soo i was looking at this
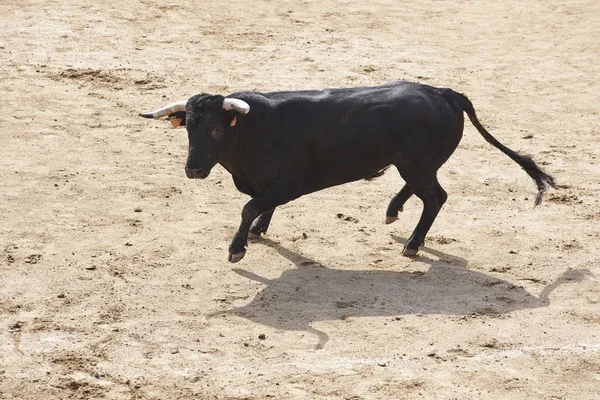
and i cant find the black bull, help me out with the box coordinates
[140,81,556,263]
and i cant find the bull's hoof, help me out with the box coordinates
[402,247,419,257]
[385,207,403,224]
[385,216,398,225]
[248,232,260,241]
[228,251,246,263]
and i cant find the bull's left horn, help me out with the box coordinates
[139,100,188,119]
[223,98,250,114]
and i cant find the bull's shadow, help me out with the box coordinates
[222,238,591,349]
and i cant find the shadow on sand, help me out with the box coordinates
[216,237,592,349]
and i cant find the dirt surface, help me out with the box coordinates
[1,1,599,399]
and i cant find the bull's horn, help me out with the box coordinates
[139,100,188,119]
[223,98,250,114]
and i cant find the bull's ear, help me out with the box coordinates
[223,98,250,114]
[226,111,238,127]
[167,111,186,128]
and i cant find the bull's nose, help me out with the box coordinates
[185,168,208,179]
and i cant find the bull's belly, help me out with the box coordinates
[301,155,395,195]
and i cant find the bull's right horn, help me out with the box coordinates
[139,100,188,119]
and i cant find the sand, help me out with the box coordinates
[1,1,599,399]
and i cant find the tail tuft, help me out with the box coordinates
[517,152,557,206]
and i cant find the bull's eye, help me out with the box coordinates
[211,127,223,139]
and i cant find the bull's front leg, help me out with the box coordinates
[249,208,276,237]
[229,200,283,263]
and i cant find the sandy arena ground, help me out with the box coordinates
[1,1,599,399]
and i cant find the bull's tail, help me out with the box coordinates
[444,89,557,206]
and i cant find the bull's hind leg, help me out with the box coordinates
[400,174,448,256]
[385,184,413,224]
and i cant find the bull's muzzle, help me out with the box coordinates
[185,167,208,179]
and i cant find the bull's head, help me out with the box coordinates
[140,95,250,179]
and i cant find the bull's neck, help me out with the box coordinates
[220,120,254,180]
[220,95,271,182]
